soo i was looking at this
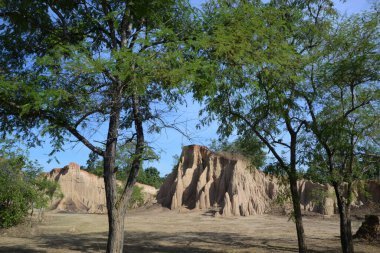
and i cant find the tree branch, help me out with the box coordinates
[225,97,288,170]
[101,0,118,49]
[74,109,105,129]
[48,3,68,37]
[343,99,372,119]
[1,100,105,157]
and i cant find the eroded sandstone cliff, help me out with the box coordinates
[157,145,277,216]
[157,145,344,216]
[46,163,107,213]
[46,163,158,213]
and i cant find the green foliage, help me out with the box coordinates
[82,152,103,178]
[191,0,335,177]
[273,176,292,216]
[274,186,292,208]
[85,152,102,176]
[0,0,200,161]
[0,141,59,228]
[309,188,329,211]
[0,159,31,228]
[209,135,266,169]
[263,163,287,177]
[0,0,202,250]
[303,146,330,184]
[34,176,63,207]
[114,143,160,182]
[84,146,163,188]
[137,167,163,189]
[304,8,380,187]
[128,186,145,209]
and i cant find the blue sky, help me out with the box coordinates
[28,0,374,176]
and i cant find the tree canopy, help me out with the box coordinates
[209,135,267,169]
[0,1,378,253]
[0,1,200,252]
[190,1,379,253]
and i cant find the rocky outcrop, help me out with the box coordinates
[157,145,344,216]
[357,180,380,204]
[46,163,107,213]
[157,145,277,216]
[298,180,336,215]
[46,163,158,213]
[135,182,158,206]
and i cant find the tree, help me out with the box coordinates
[303,8,379,253]
[0,157,33,228]
[0,140,59,227]
[84,148,163,188]
[84,151,102,176]
[138,166,163,189]
[83,142,159,181]
[192,1,336,252]
[209,135,266,169]
[0,1,198,252]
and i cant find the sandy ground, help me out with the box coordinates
[0,206,379,253]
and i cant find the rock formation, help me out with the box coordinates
[157,145,277,216]
[135,182,158,206]
[358,180,380,204]
[157,145,350,216]
[46,163,158,213]
[298,180,336,215]
[46,163,107,213]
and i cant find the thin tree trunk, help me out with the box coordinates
[289,174,308,253]
[289,128,307,253]
[334,184,354,253]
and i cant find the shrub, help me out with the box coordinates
[0,152,59,228]
[137,167,164,189]
[0,158,33,228]
[128,186,145,209]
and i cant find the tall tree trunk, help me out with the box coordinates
[289,129,307,253]
[103,85,125,253]
[104,92,145,253]
[334,184,354,253]
[289,173,307,253]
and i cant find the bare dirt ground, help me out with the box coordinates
[1,206,379,253]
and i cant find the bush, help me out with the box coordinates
[0,151,60,228]
[137,167,164,189]
[0,167,30,227]
[0,157,34,228]
[128,186,145,209]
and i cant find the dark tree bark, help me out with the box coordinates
[289,174,307,253]
[106,207,126,253]
[103,84,125,253]
[334,183,354,253]
[99,82,146,253]
[287,112,308,253]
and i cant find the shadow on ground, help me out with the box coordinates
[0,248,45,253]
[0,230,373,253]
